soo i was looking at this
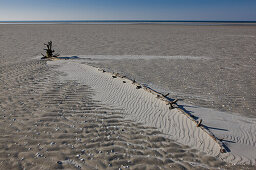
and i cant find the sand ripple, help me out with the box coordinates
[0,60,232,170]
[51,60,256,166]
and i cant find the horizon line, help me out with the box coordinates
[1,20,256,23]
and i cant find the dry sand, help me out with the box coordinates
[49,58,256,165]
[0,24,256,169]
[0,59,228,169]
[1,24,255,117]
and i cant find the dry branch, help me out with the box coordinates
[41,41,60,59]
[197,119,202,127]
[136,85,142,89]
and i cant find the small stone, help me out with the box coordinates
[75,165,81,168]
[35,152,43,157]
[81,149,85,154]
[50,142,56,145]
[57,161,62,165]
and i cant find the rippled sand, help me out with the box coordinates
[0,24,255,169]
[1,24,255,117]
[0,60,228,169]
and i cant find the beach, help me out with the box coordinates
[0,24,256,169]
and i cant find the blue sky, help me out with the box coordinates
[0,0,255,21]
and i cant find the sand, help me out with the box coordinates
[0,59,228,169]
[48,58,256,164]
[0,24,256,169]
[1,24,256,116]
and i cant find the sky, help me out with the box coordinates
[0,0,256,21]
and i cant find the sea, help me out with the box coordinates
[0,20,256,26]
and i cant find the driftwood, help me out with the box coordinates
[166,99,179,109]
[163,93,169,97]
[169,104,174,110]
[136,85,142,89]
[197,119,202,127]
[41,41,60,59]
[100,69,227,153]
[142,85,227,153]
[175,106,227,153]
[171,99,178,104]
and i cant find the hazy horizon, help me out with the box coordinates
[1,20,256,22]
[0,0,256,21]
